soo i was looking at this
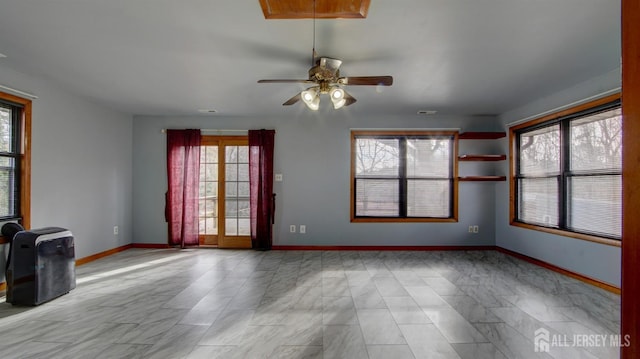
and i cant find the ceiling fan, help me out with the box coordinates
[257,0,393,110]
[258,57,393,110]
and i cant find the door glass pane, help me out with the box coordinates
[205,181,217,197]
[238,219,251,236]
[225,145,250,236]
[225,200,238,236]
[226,146,238,162]
[226,182,237,197]
[198,145,218,235]
[204,146,217,161]
[238,146,249,162]
[205,198,216,218]
[205,164,217,181]
[205,217,216,234]
[198,199,207,218]
[226,163,238,181]
[237,200,250,235]
[238,182,250,197]
[238,163,249,181]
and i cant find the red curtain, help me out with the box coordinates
[249,129,275,250]
[166,129,201,248]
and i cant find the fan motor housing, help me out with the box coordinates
[309,65,339,83]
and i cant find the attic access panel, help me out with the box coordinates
[259,0,370,19]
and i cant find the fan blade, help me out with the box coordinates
[283,93,302,106]
[339,76,393,86]
[258,79,314,84]
[343,91,357,106]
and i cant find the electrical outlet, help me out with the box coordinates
[468,225,473,233]
[473,225,479,233]
[300,225,306,234]
[275,174,283,182]
[289,225,296,233]
[113,226,119,235]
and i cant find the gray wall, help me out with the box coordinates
[1,60,620,288]
[133,111,502,247]
[496,68,621,286]
[0,62,134,278]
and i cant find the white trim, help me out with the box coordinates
[0,84,38,99]
[506,88,620,127]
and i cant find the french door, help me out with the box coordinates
[199,136,251,248]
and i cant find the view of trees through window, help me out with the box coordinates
[569,108,622,237]
[0,104,18,218]
[355,138,400,216]
[518,124,560,226]
[199,145,219,236]
[198,138,250,245]
[223,145,250,236]
[515,104,622,239]
[353,132,454,220]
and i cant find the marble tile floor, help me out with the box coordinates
[0,248,621,358]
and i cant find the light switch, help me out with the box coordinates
[275,173,283,182]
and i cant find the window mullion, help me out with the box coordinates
[559,120,571,230]
[399,138,407,217]
[14,106,21,218]
[514,133,521,221]
[449,136,454,218]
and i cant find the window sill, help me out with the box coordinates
[352,217,458,223]
[510,221,621,247]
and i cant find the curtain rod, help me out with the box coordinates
[0,84,38,99]
[505,87,621,127]
[161,129,249,134]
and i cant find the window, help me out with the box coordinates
[511,95,621,243]
[351,130,458,222]
[0,91,30,233]
[198,136,250,247]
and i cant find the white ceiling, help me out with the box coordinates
[0,0,620,117]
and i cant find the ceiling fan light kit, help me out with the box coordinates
[301,88,320,110]
[299,83,348,111]
[330,87,346,109]
[257,0,393,111]
[258,56,392,111]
